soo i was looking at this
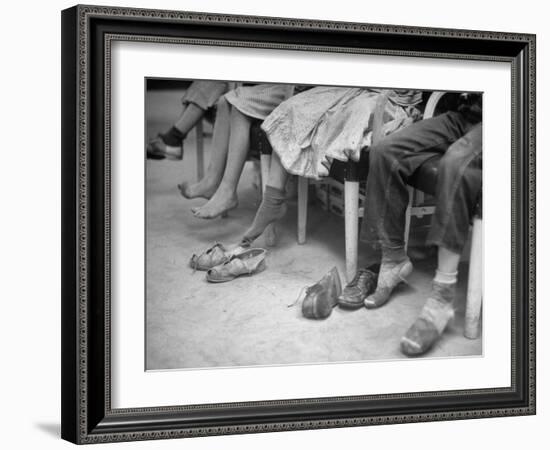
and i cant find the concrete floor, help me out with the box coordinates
[145,88,482,371]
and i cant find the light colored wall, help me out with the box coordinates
[1,0,545,448]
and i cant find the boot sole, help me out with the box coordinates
[337,299,365,310]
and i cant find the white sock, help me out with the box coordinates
[434,269,458,285]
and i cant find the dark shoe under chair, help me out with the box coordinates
[338,266,379,309]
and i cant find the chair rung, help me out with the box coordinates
[410,206,435,217]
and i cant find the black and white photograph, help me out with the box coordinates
[2,0,546,446]
[145,79,483,370]
[53,1,538,446]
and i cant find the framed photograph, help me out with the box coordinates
[61,4,536,444]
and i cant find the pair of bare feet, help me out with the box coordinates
[177,178,238,219]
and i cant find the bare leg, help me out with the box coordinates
[193,107,252,218]
[437,246,460,274]
[238,153,290,246]
[174,103,205,135]
[263,152,289,191]
[178,98,231,199]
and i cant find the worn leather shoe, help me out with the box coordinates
[338,267,378,309]
[146,135,183,160]
[206,248,266,283]
[400,282,456,357]
[190,243,231,271]
[302,267,342,319]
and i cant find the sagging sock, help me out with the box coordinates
[364,246,412,309]
[159,126,186,147]
[381,245,408,264]
[434,269,458,285]
[400,281,456,356]
[241,185,287,247]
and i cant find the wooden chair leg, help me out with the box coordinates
[297,177,308,245]
[195,120,204,182]
[404,187,414,251]
[252,159,263,201]
[260,154,277,247]
[345,180,359,282]
[322,183,329,211]
[465,217,483,339]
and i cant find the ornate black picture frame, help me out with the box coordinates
[61,4,536,444]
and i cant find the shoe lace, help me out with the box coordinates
[348,268,371,288]
[288,285,309,308]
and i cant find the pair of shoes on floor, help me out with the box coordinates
[354,259,455,357]
[146,135,183,160]
[190,243,266,283]
[299,263,457,357]
[301,266,379,319]
[338,266,379,310]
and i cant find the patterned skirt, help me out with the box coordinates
[261,87,422,179]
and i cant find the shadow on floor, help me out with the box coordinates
[35,423,60,438]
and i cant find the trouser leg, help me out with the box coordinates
[427,123,482,253]
[360,112,470,249]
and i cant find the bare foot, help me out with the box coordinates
[193,190,238,219]
[177,178,218,200]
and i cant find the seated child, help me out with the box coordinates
[360,94,482,356]
[178,83,295,219]
[239,87,423,247]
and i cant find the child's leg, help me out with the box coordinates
[263,152,289,191]
[152,103,205,155]
[362,113,471,309]
[240,153,289,247]
[179,97,231,199]
[172,80,228,136]
[193,107,252,218]
[174,102,205,135]
[437,247,461,273]
[364,245,413,308]
[400,246,459,356]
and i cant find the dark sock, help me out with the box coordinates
[159,126,186,146]
[241,185,287,247]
